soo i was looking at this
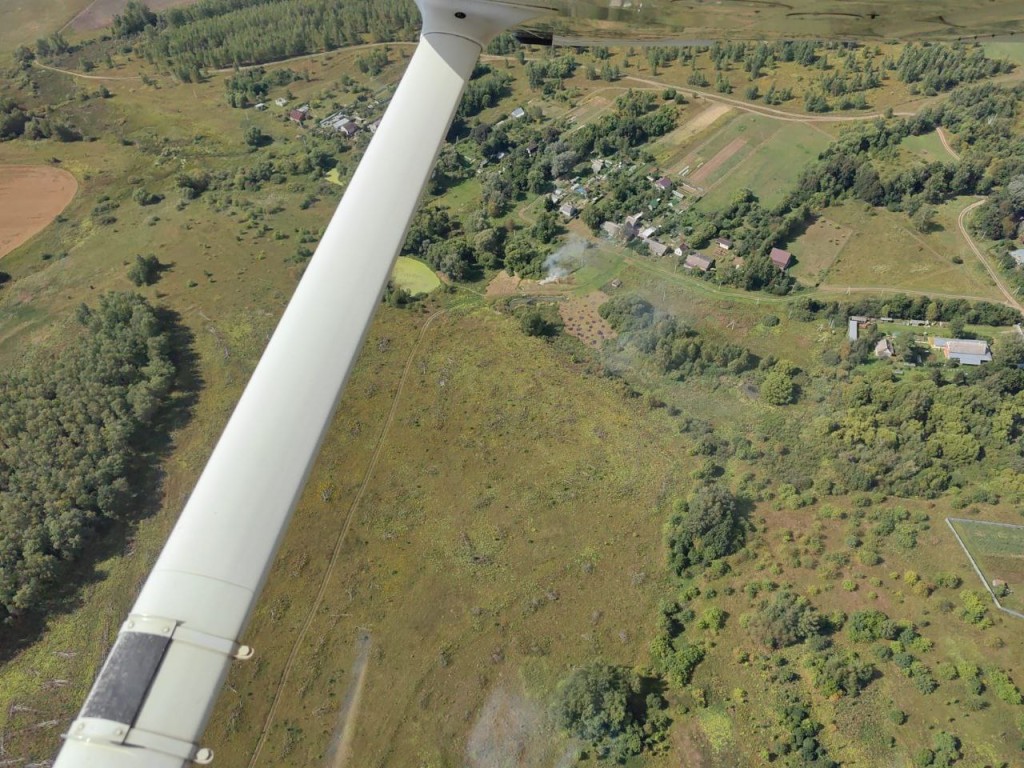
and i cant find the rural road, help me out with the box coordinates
[246,308,447,768]
[624,73,915,123]
[956,199,1022,312]
[32,60,140,81]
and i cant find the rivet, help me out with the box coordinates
[454,11,466,19]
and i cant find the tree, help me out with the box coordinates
[127,254,162,286]
[912,204,937,233]
[761,365,796,405]
[244,125,265,148]
[555,662,668,761]
[666,483,742,574]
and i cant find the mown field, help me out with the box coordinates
[805,199,1006,301]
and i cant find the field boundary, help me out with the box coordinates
[946,517,1024,621]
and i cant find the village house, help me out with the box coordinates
[559,202,578,220]
[639,225,658,241]
[1009,247,1024,267]
[289,109,307,124]
[625,212,644,228]
[591,158,605,174]
[716,237,733,251]
[931,337,992,365]
[254,102,267,111]
[684,253,715,272]
[647,240,670,257]
[368,118,383,133]
[509,106,526,120]
[770,247,794,271]
[654,176,672,192]
[875,338,895,359]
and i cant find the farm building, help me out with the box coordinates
[1009,247,1024,266]
[254,102,267,111]
[684,253,715,272]
[931,337,992,365]
[875,338,895,359]
[647,240,670,257]
[274,97,288,107]
[509,106,526,119]
[770,247,793,270]
[716,238,733,251]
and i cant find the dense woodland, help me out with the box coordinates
[134,0,418,77]
[0,294,180,620]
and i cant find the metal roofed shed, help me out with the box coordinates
[931,337,993,365]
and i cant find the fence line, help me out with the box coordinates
[946,517,1024,622]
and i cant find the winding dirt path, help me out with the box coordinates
[937,126,960,161]
[32,60,140,81]
[956,199,1023,312]
[246,309,446,768]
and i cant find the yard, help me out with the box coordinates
[950,519,1024,615]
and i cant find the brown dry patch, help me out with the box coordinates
[0,166,77,259]
[664,103,734,175]
[485,270,523,297]
[559,291,616,349]
[690,137,747,186]
[68,0,200,32]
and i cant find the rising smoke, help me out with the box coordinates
[538,237,590,284]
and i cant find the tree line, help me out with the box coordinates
[0,293,183,620]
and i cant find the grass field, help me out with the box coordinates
[951,519,1024,614]
[901,131,950,165]
[814,200,1006,302]
[788,215,853,286]
[0,0,90,52]
[696,117,831,209]
[392,256,440,295]
[4,29,1024,768]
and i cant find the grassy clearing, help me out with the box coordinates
[815,200,1006,301]
[983,42,1024,66]
[391,256,440,295]
[788,215,853,286]
[901,131,950,164]
[951,519,1024,614]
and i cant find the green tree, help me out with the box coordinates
[761,366,796,405]
[666,483,742,574]
[555,662,668,761]
[244,125,265,148]
[127,254,162,286]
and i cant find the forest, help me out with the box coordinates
[133,0,419,76]
[0,293,181,620]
